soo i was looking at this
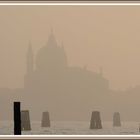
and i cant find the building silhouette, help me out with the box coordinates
[23,30,109,120]
[1,30,140,121]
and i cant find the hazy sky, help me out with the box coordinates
[0,5,140,90]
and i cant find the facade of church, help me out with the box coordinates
[23,31,110,120]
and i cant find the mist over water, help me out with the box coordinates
[0,6,140,131]
[0,121,140,135]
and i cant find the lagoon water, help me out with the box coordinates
[0,121,140,135]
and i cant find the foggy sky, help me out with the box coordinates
[0,6,140,90]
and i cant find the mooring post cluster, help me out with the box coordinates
[13,101,125,135]
[13,102,51,135]
[89,111,122,129]
[90,111,102,129]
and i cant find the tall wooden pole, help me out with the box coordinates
[14,102,21,135]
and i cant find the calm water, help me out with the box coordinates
[0,121,140,135]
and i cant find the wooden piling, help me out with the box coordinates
[113,112,121,127]
[90,111,102,129]
[21,110,31,131]
[41,111,50,127]
[14,102,21,135]
[138,123,140,133]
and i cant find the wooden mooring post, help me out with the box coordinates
[113,112,121,127]
[21,110,31,131]
[90,111,102,129]
[14,102,21,135]
[41,111,50,127]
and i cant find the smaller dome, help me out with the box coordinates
[46,29,57,48]
[36,32,67,72]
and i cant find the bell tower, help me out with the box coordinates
[27,41,33,74]
[24,41,34,90]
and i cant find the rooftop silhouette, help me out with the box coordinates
[22,30,109,120]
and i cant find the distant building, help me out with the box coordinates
[23,30,109,120]
[24,30,109,96]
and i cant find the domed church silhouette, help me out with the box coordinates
[23,30,109,121]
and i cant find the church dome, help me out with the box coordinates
[36,31,67,72]
[46,29,57,48]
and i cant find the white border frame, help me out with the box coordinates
[0,1,140,139]
[1,135,140,139]
[0,2,140,5]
